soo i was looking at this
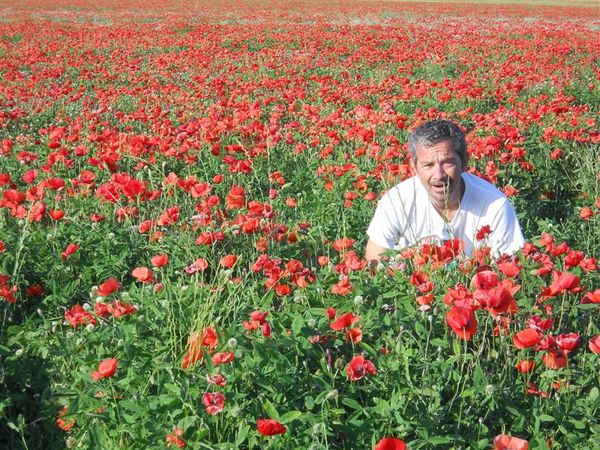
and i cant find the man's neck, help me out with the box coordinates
[431,178,465,222]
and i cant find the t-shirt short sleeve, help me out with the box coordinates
[488,200,525,257]
[367,193,402,250]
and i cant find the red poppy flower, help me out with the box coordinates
[28,201,46,222]
[514,360,535,373]
[475,225,492,241]
[256,418,286,436]
[97,278,120,297]
[346,355,376,381]
[543,349,567,369]
[331,276,353,295]
[274,283,291,296]
[330,312,359,331]
[579,207,594,220]
[26,284,43,297]
[470,270,499,290]
[332,237,354,252]
[181,327,218,369]
[528,316,553,333]
[446,306,477,340]
[166,427,186,448]
[151,254,169,267]
[65,304,96,328]
[326,307,337,320]
[92,358,118,380]
[493,433,528,450]
[588,335,600,354]
[375,437,407,450]
[132,266,155,283]
[542,271,580,297]
[56,406,75,432]
[497,260,521,277]
[61,243,79,261]
[219,255,238,268]
[513,329,542,350]
[581,289,600,304]
[202,392,225,415]
[109,300,137,319]
[212,352,234,365]
[556,333,579,353]
[206,373,227,386]
[49,209,65,220]
[346,327,363,343]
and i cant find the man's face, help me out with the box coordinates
[411,139,465,212]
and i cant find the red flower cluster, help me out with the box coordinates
[64,304,96,328]
[242,310,272,338]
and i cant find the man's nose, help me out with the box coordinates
[432,163,445,180]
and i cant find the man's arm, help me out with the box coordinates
[365,239,390,263]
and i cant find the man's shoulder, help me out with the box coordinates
[463,172,508,202]
[381,176,423,203]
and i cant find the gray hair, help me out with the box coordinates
[408,120,468,167]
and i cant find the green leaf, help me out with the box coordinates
[430,338,448,348]
[291,315,303,335]
[342,397,363,411]
[279,411,302,424]
[539,414,554,422]
[304,396,315,410]
[360,342,378,358]
[262,399,279,420]
[589,387,598,402]
[428,436,454,444]
[163,383,180,395]
[235,424,250,446]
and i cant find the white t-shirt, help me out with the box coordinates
[367,173,525,257]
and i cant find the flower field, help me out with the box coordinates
[0,1,598,449]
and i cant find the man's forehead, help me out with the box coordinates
[415,141,458,159]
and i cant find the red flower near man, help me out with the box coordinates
[346,355,376,381]
[541,270,581,297]
[256,418,286,436]
[445,306,477,340]
[331,276,353,295]
[92,358,118,380]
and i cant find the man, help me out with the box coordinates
[365,119,524,261]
